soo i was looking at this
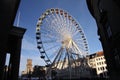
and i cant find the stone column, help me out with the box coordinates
[10,38,22,80]
[0,50,7,80]
[7,27,26,80]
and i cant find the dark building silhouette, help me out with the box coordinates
[32,65,46,80]
[0,0,26,80]
[21,65,46,80]
[86,0,120,80]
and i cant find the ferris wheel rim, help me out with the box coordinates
[36,8,89,66]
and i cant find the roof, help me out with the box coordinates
[88,51,104,59]
[96,51,104,56]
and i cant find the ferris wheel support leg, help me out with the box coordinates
[46,47,63,79]
[61,53,67,70]
[66,49,72,80]
[72,41,84,56]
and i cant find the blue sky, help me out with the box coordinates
[13,0,102,75]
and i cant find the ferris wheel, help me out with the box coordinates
[36,8,89,78]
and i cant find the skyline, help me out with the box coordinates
[12,0,103,75]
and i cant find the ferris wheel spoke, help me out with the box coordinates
[41,35,56,41]
[67,15,74,33]
[76,43,86,51]
[71,29,77,37]
[54,49,63,69]
[59,12,67,32]
[69,24,74,36]
[62,12,67,28]
[52,47,63,66]
[53,11,65,33]
[44,15,56,31]
[55,13,64,31]
[59,11,64,25]
[72,29,80,37]
[47,47,63,73]
[50,15,61,34]
[61,52,67,69]
[51,13,62,32]
[41,32,58,40]
[45,44,60,52]
[48,47,60,60]
[64,13,75,35]
[72,41,85,56]
[63,16,70,34]
[75,42,85,49]
[75,38,84,41]
[66,15,72,33]
[70,53,77,67]
[66,48,73,76]
[66,16,73,35]
[41,26,54,35]
[73,43,85,56]
[46,47,62,73]
[42,41,57,45]
[72,33,81,39]
[46,14,61,34]
[74,39,85,47]
[40,29,54,35]
[71,46,79,56]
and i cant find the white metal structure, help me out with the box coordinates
[36,8,89,79]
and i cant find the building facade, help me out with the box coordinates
[86,0,120,79]
[26,59,33,73]
[0,0,26,80]
[88,51,108,78]
[21,59,33,75]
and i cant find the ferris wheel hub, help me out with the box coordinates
[62,38,72,48]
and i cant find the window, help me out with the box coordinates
[98,67,100,71]
[102,62,104,64]
[96,59,98,61]
[97,63,99,65]
[103,67,105,70]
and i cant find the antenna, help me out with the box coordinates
[17,12,20,26]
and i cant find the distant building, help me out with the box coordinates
[26,59,33,73]
[21,59,46,80]
[21,59,33,76]
[86,0,120,79]
[32,65,46,80]
[88,51,108,78]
